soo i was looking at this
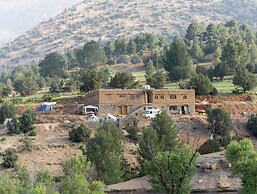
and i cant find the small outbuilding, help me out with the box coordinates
[39,102,57,112]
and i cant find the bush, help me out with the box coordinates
[247,114,257,136]
[198,139,221,154]
[19,110,37,133]
[117,55,131,64]
[0,104,16,124]
[131,55,142,64]
[210,87,218,96]
[42,94,54,102]
[7,117,20,135]
[125,126,140,141]
[28,130,37,137]
[2,148,18,168]
[69,124,92,143]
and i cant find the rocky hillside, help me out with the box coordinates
[0,0,257,69]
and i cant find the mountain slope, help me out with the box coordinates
[0,0,257,69]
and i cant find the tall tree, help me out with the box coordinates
[185,21,203,42]
[127,39,137,55]
[77,41,106,68]
[114,37,127,56]
[163,35,194,81]
[39,52,67,78]
[190,39,204,61]
[233,66,257,93]
[226,139,257,194]
[139,111,199,194]
[60,156,104,194]
[87,122,123,184]
[187,73,213,95]
[207,108,232,145]
[79,69,103,92]
[104,41,115,60]
[110,72,138,89]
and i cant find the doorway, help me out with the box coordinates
[147,92,153,104]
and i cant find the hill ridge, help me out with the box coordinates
[0,0,257,69]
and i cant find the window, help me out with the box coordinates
[183,95,188,99]
[170,94,177,99]
[155,95,159,99]
[169,106,177,111]
[160,95,165,99]
[119,94,125,98]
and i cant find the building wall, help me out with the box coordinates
[85,89,195,116]
[152,89,195,115]
[84,90,100,106]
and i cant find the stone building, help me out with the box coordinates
[85,88,195,116]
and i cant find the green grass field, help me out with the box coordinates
[132,70,257,94]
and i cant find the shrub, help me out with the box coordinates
[28,130,37,137]
[69,124,92,143]
[131,55,142,64]
[2,148,18,168]
[19,110,37,133]
[19,136,33,152]
[198,139,221,155]
[7,117,20,135]
[42,94,53,102]
[0,104,16,124]
[117,55,131,64]
[247,114,257,136]
[125,126,140,141]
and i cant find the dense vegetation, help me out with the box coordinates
[1,20,257,98]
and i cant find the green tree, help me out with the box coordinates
[185,21,204,42]
[146,71,167,89]
[87,122,123,184]
[187,73,213,95]
[69,124,91,143]
[190,39,204,61]
[233,66,257,93]
[127,39,137,55]
[226,139,257,194]
[0,173,22,194]
[207,108,232,145]
[110,72,138,89]
[77,41,106,68]
[79,69,103,92]
[19,110,37,133]
[7,117,20,134]
[0,104,16,123]
[103,66,114,84]
[2,148,18,168]
[14,76,39,96]
[214,47,222,65]
[247,114,257,136]
[60,156,104,194]
[39,52,67,78]
[163,35,194,81]
[30,184,47,194]
[247,40,257,73]
[213,62,229,81]
[16,166,32,194]
[114,37,127,56]
[221,37,249,72]
[144,147,199,194]
[35,171,56,194]
[139,111,199,194]
[145,59,156,77]
[104,41,115,60]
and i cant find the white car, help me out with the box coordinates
[143,109,161,119]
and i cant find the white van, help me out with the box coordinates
[143,109,161,119]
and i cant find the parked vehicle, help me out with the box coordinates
[143,108,161,119]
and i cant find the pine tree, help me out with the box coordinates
[163,35,194,81]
